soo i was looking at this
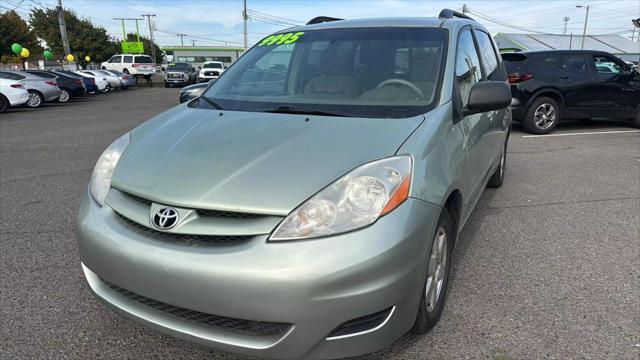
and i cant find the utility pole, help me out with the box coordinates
[192,39,197,46]
[576,5,590,50]
[563,16,570,35]
[56,0,71,57]
[141,14,157,63]
[177,33,187,46]
[243,0,248,51]
[462,3,468,14]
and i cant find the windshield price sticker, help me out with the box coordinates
[258,32,305,46]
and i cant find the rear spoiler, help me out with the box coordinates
[500,52,528,61]
[306,16,343,25]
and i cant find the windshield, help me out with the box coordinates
[202,27,447,118]
[167,63,190,70]
[203,63,223,69]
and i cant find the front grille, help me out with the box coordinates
[168,73,184,78]
[102,279,291,337]
[114,212,252,245]
[204,71,219,76]
[327,307,393,338]
[196,209,267,219]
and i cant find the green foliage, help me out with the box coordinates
[0,11,43,59]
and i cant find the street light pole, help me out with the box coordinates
[576,5,590,50]
[243,0,248,51]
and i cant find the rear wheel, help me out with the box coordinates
[0,95,8,113]
[123,69,130,74]
[26,90,43,108]
[412,208,454,334]
[632,110,640,129]
[523,97,560,134]
[58,88,70,103]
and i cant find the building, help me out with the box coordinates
[161,46,245,67]
[495,33,640,63]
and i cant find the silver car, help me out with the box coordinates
[0,70,60,108]
[78,11,511,359]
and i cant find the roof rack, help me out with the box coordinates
[438,9,474,21]
[306,16,344,25]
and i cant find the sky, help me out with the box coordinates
[3,0,640,48]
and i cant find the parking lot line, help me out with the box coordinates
[522,130,640,138]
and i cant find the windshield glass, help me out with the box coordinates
[202,27,447,118]
[203,63,223,69]
[167,63,190,70]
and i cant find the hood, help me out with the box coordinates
[112,107,424,215]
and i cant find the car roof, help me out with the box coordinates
[512,50,614,56]
[281,16,484,32]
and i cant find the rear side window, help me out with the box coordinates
[559,54,588,73]
[475,30,500,79]
[455,29,482,107]
[501,53,527,73]
[135,56,153,64]
[0,71,25,80]
[123,56,133,63]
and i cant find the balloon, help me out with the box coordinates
[43,50,53,60]
[11,43,22,55]
[20,48,30,58]
[85,56,91,62]
[66,54,75,62]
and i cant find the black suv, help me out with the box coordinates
[503,50,640,134]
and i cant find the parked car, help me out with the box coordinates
[74,71,110,93]
[77,10,512,360]
[103,70,136,89]
[164,63,197,87]
[0,78,29,113]
[179,81,210,103]
[503,50,640,134]
[198,61,225,82]
[56,70,98,94]
[81,70,120,91]
[23,70,85,103]
[100,54,156,80]
[0,70,60,108]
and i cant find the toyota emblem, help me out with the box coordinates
[152,207,179,230]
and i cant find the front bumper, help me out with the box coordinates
[198,75,218,82]
[77,191,441,359]
[165,78,190,85]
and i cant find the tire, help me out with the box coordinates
[412,207,455,334]
[632,110,640,129]
[58,88,70,103]
[164,82,170,88]
[101,84,110,93]
[123,69,130,74]
[487,138,508,188]
[101,66,107,70]
[26,90,43,108]
[0,95,8,113]
[523,97,561,135]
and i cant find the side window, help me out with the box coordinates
[109,56,122,63]
[592,55,622,74]
[475,30,500,79]
[122,56,133,63]
[0,71,25,80]
[455,29,482,107]
[559,54,588,73]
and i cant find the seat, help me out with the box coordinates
[304,43,359,97]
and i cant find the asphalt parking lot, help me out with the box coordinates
[1,88,638,359]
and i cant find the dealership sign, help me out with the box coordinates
[121,41,144,53]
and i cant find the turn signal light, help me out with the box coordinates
[507,73,533,84]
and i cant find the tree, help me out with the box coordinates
[0,11,43,60]
[29,8,119,63]
[124,33,162,64]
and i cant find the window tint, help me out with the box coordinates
[455,29,482,107]
[475,30,500,79]
[560,54,588,72]
[135,56,154,63]
[0,71,25,80]
[593,55,622,74]
[109,56,121,63]
[122,56,133,63]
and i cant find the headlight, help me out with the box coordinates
[184,87,205,97]
[89,133,130,206]
[270,155,412,241]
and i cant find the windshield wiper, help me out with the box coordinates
[200,96,224,110]
[261,106,346,117]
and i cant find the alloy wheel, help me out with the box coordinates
[59,89,70,103]
[27,92,41,107]
[425,226,448,312]
[533,103,556,130]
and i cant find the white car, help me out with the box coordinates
[198,61,225,82]
[82,70,120,90]
[0,79,29,113]
[74,71,110,93]
[101,54,156,78]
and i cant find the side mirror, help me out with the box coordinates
[464,81,512,116]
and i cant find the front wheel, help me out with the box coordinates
[412,208,454,334]
[101,84,110,93]
[523,97,560,134]
[58,88,70,103]
[487,139,507,188]
[0,95,8,113]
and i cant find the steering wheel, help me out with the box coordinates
[375,78,425,100]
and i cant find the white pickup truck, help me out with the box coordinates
[198,61,225,82]
[101,54,156,79]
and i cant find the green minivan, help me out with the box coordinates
[77,9,512,359]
